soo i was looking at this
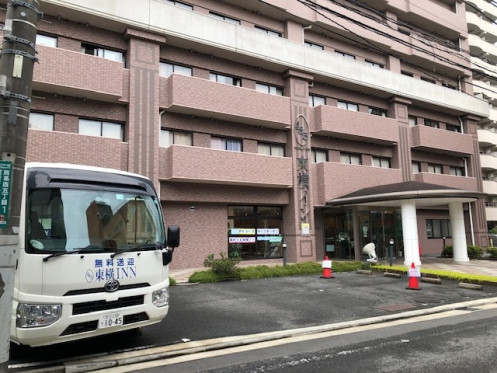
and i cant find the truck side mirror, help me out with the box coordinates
[167,225,180,249]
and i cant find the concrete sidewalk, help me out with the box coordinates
[169,256,497,284]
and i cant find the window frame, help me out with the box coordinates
[257,142,285,157]
[372,156,391,168]
[255,83,283,96]
[337,101,359,111]
[81,43,125,63]
[29,112,54,131]
[311,148,328,163]
[78,118,123,140]
[160,129,193,147]
[159,61,193,78]
[340,152,362,165]
[209,11,240,25]
[209,72,242,87]
[309,94,326,107]
[211,136,242,152]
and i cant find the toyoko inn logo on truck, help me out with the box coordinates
[85,257,137,283]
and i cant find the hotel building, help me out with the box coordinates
[5,0,490,269]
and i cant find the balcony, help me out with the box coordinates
[313,105,399,145]
[483,180,497,196]
[469,34,497,61]
[33,45,127,102]
[478,129,497,148]
[486,206,497,221]
[313,162,403,205]
[161,74,291,129]
[480,154,497,171]
[467,12,497,44]
[410,125,474,156]
[412,173,478,191]
[26,130,128,169]
[160,145,293,188]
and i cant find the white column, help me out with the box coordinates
[401,200,421,266]
[449,202,469,262]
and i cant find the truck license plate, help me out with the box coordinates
[98,312,124,329]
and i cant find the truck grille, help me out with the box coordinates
[72,295,144,315]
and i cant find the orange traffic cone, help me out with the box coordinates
[406,262,420,290]
[321,256,334,279]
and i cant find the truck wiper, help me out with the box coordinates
[110,242,163,258]
[43,250,87,262]
[42,246,111,262]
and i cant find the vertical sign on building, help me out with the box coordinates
[294,114,310,235]
[0,161,12,227]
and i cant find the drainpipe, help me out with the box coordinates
[468,202,475,246]
[157,110,166,199]
[458,116,464,134]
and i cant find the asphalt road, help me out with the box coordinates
[9,271,497,368]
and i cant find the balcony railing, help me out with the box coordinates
[313,105,399,145]
[160,145,293,188]
[33,45,126,102]
[161,74,291,129]
[313,162,403,205]
[410,125,474,156]
[412,172,478,191]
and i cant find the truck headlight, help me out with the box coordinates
[16,303,62,328]
[152,287,169,307]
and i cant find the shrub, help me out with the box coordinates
[441,246,452,258]
[487,247,497,259]
[467,245,484,259]
[203,253,241,279]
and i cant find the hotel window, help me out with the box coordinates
[256,83,283,96]
[335,51,355,60]
[372,157,390,168]
[401,70,413,77]
[408,115,418,127]
[211,136,242,152]
[160,129,192,147]
[304,41,324,50]
[228,205,283,260]
[337,101,359,111]
[159,62,192,77]
[29,112,54,131]
[82,43,124,63]
[365,60,384,68]
[426,219,451,239]
[254,26,281,37]
[428,163,443,174]
[424,119,440,128]
[209,11,240,25]
[442,82,457,90]
[446,124,461,133]
[258,142,284,157]
[36,34,57,47]
[368,107,387,117]
[210,72,241,87]
[340,152,362,165]
[309,95,326,107]
[450,166,465,176]
[79,119,123,140]
[412,161,421,174]
[312,149,328,163]
[165,0,193,10]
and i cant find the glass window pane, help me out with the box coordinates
[272,145,285,157]
[226,139,241,151]
[174,131,192,145]
[102,122,122,139]
[175,65,192,76]
[256,83,269,93]
[211,137,225,150]
[160,129,170,147]
[258,143,271,155]
[102,49,123,63]
[159,62,174,77]
[79,119,101,136]
[29,113,54,131]
[36,34,57,47]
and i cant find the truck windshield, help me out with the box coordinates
[26,188,166,253]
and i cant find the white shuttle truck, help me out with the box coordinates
[11,163,180,347]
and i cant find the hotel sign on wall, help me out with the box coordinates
[229,228,281,244]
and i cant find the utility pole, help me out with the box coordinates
[0,1,41,371]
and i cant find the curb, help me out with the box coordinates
[58,296,497,373]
